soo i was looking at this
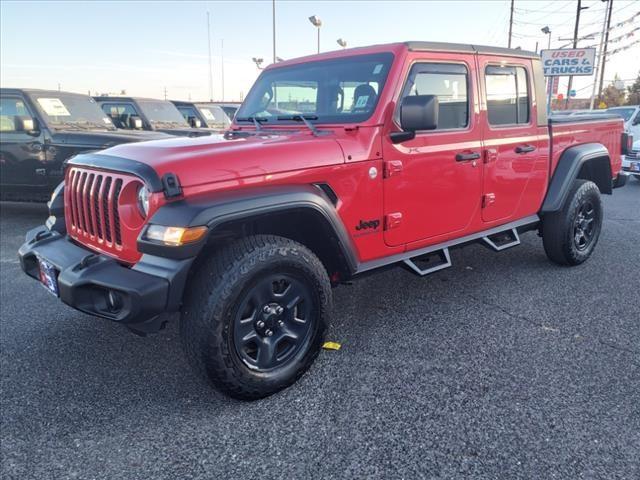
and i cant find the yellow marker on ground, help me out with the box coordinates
[322,341,341,351]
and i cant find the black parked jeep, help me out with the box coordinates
[0,88,170,202]
[94,96,211,138]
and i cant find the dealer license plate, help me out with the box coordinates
[38,258,59,296]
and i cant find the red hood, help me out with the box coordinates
[96,130,346,187]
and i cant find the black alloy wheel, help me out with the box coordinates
[233,274,315,371]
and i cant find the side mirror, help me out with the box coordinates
[15,116,38,133]
[633,115,640,126]
[129,116,143,129]
[391,95,439,144]
[188,116,202,128]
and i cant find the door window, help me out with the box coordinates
[485,65,530,126]
[0,96,31,132]
[177,106,199,121]
[101,103,139,129]
[397,63,469,130]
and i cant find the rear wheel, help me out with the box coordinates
[542,179,603,266]
[180,235,331,400]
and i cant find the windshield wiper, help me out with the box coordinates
[51,121,89,131]
[277,115,319,136]
[152,121,187,129]
[235,116,269,131]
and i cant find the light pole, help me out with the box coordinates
[252,57,264,70]
[337,38,347,49]
[308,15,322,54]
[207,11,214,102]
[541,26,551,50]
[272,0,276,64]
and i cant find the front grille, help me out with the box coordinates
[66,168,124,247]
[628,149,639,160]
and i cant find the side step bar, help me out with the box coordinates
[404,248,451,276]
[481,228,521,251]
[356,215,539,276]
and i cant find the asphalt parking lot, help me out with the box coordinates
[1,180,639,480]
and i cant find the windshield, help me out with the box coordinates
[607,107,635,122]
[237,52,394,124]
[30,93,116,131]
[137,100,189,127]
[195,104,231,128]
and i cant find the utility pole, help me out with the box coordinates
[597,0,614,106]
[565,0,588,108]
[272,0,276,64]
[590,0,611,109]
[163,87,167,100]
[207,11,214,102]
[221,39,225,101]
[508,0,515,48]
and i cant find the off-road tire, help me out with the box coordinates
[542,179,603,266]
[180,235,331,400]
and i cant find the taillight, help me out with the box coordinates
[621,132,633,155]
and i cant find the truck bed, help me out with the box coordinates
[548,114,624,179]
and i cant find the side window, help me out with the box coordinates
[0,96,31,132]
[177,106,198,121]
[101,103,139,129]
[398,63,469,130]
[485,65,530,126]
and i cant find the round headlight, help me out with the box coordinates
[137,186,150,217]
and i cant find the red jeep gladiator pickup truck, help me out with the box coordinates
[19,42,631,399]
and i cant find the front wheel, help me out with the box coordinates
[180,235,332,400]
[542,179,603,266]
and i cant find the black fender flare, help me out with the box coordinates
[138,184,358,273]
[541,143,612,213]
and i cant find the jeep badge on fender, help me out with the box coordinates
[355,219,381,231]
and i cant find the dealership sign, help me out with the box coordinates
[540,48,596,76]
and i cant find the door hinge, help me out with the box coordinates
[385,212,403,230]
[484,148,498,164]
[384,160,403,178]
[482,193,496,208]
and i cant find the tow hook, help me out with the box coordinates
[74,254,100,271]
[29,230,53,244]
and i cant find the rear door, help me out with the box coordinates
[382,55,483,247]
[478,58,539,222]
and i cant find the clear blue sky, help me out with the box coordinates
[1,0,638,101]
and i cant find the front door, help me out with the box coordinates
[382,59,482,247]
[478,58,539,223]
[0,94,46,188]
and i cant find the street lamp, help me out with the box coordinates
[541,26,551,49]
[252,57,264,70]
[337,38,347,49]
[308,15,322,54]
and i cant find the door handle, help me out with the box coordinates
[515,145,535,154]
[455,152,481,162]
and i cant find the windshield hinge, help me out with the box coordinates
[162,173,182,198]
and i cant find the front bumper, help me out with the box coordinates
[18,226,193,332]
